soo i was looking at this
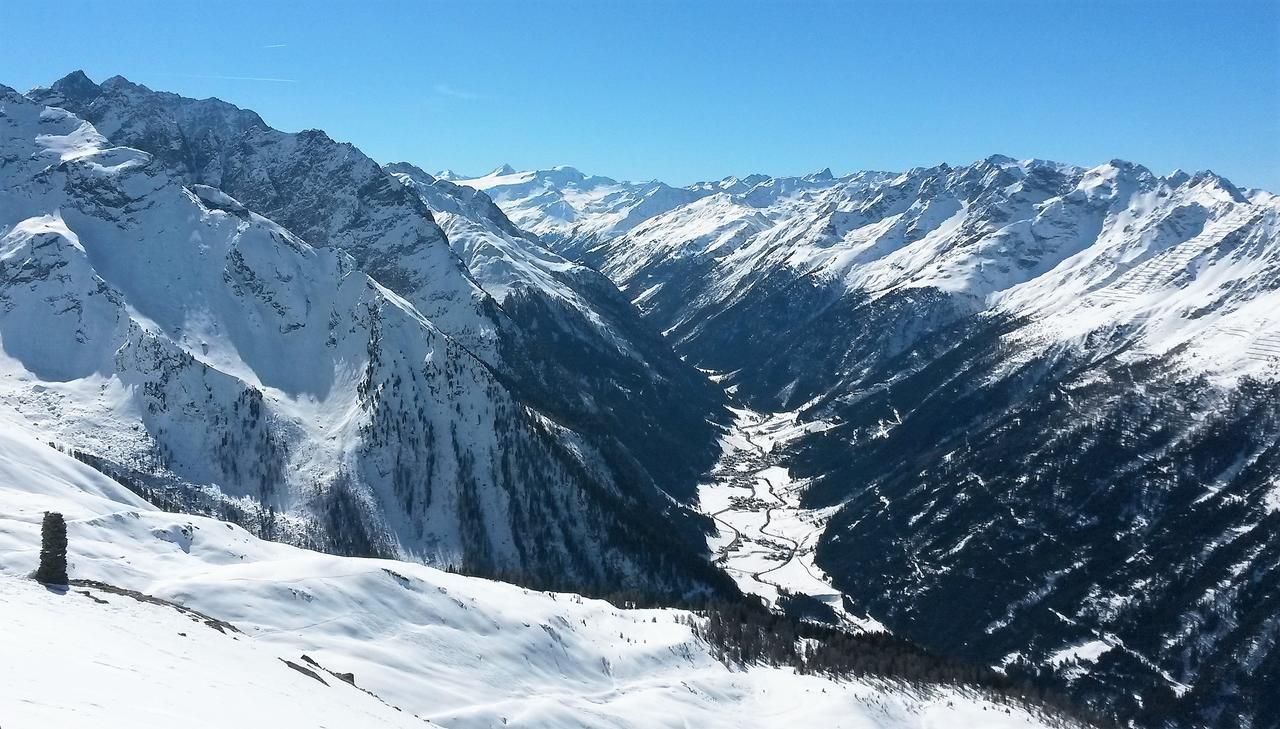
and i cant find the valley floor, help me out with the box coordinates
[699,407,885,632]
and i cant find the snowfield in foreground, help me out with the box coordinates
[4,578,422,728]
[0,423,1063,728]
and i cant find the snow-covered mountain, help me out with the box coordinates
[467,158,1280,728]
[7,66,1276,727]
[26,73,729,557]
[0,423,1074,729]
[29,72,496,355]
[0,79,730,598]
[384,161,727,503]
[559,157,1277,397]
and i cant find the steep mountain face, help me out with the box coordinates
[29,71,726,526]
[800,323,1280,729]
[28,71,495,355]
[0,84,729,597]
[386,162,726,502]
[474,158,1280,728]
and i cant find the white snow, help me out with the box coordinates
[1264,476,1280,514]
[1048,639,1113,667]
[2,577,425,729]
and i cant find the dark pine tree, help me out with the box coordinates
[34,511,68,585]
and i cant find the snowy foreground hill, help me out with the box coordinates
[0,424,1067,729]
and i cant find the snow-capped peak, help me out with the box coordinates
[40,68,99,100]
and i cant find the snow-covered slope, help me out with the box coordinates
[0,423,1066,729]
[3,577,426,729]
[469,158,1280,728]
[0,83,727,597]
[28,71,496,356]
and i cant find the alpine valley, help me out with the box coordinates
[2,72,1276,729]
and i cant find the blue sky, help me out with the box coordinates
[2,0,1277,189]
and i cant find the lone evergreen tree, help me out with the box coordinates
[34,511,68,585]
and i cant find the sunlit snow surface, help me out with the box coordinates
[0,423,1065,728]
